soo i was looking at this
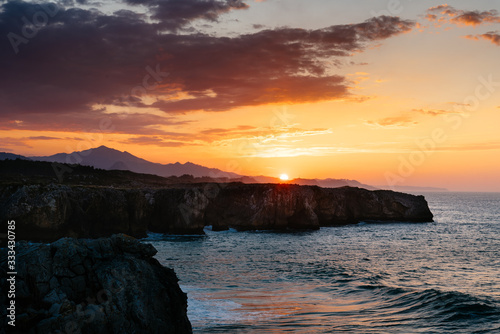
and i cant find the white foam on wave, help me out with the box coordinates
[142,232,165,241]
[204,226,238,234]
[181,285,275,329]
[142,231,207,241]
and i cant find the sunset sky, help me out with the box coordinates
[1,0,499,191]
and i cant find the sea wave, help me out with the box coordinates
[357,283,500,330]
[142,231,206,241]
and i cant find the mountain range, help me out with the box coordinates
[27,146,242,179]
[0,146,447,192]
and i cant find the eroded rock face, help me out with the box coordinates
[149,188,210,235]
[204,184,433,230]
[0,234,192,334]
[0,184,208,241]
[0,183,433,241]
[313,186,435,225]
[204,184,320,231]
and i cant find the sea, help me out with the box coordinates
[143,192,500,333]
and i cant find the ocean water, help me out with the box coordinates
[144,192,500,333]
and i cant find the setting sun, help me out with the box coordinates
[280,174,289,181]
[1,0,500,192]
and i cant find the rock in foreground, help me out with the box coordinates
[0,234,192,334]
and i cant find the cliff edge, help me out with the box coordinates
[0,183,433,241]
[0,234,192,333]
[0,160,433,241]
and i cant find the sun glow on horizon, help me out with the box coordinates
[280,174,289,181]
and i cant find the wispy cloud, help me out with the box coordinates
[426,4,500,27]
[124,136,190,147]
[210,127,333,146]
[464,31,500,46]
[364,116,419,129]
[26,136,60,140]
[199,126,258,136]
[0,135,87,149]
[433,141,500,152]
[0,111,192,136]
[0,137,33,149]
[241,146,373,158]
[412,108,462,116]
[114,125,333,148]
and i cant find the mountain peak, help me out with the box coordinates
[92,145,119,152]
[27,146,243,179]
[74,145,122,156]
[95,145,110,150]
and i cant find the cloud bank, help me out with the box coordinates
[0,1,414,133]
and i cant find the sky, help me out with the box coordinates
[1,0,500,191]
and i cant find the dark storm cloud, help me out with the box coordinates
[148,16,414,113]
[0,110,191,135]
[1,1,160,115]
[0,1,414,133]
[122,0,249,31]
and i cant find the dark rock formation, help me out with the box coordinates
[205,183,320,231]
[150,188,209,235]
[313,186,434,225]
[0,181,433,242]
[0,184,152,242]
[205,184,433,231]
[0,184,209,242]
[0,234,192,333]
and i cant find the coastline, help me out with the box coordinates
[1,160,433,243]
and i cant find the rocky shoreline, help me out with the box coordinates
[0,234,192,333]
[0,182,433,242]
[0,161,434,333]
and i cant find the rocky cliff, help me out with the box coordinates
[205,184,434,231]
[0,182,433,241]
[0,234,192,333]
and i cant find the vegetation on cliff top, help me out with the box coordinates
[0,159,240,188]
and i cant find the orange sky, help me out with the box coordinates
[1,1,500,191]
